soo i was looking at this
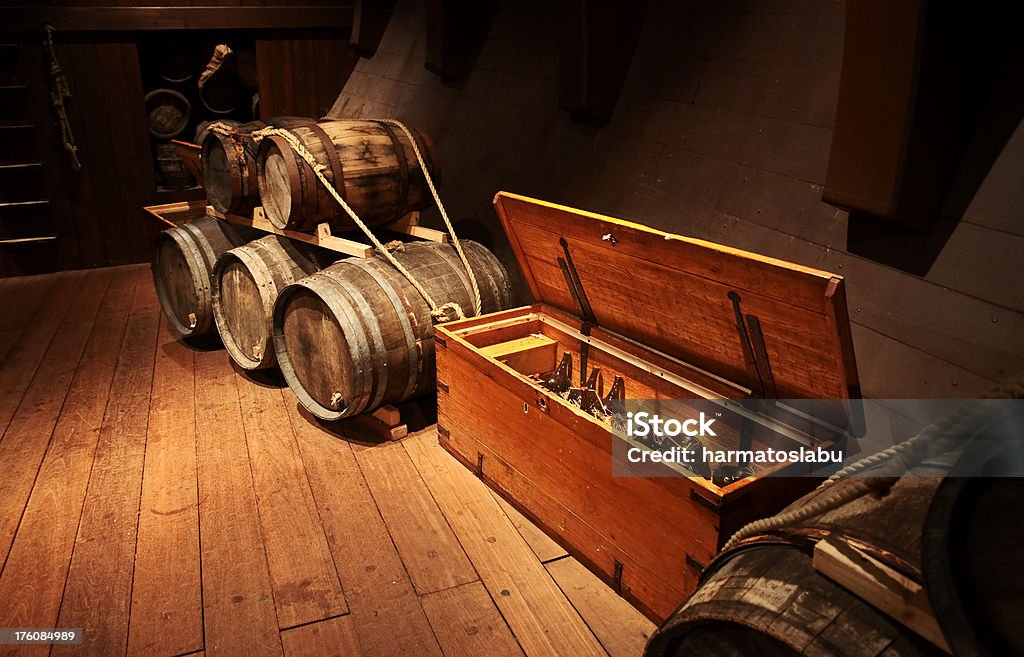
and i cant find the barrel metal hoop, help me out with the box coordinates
[259,135,306,230]
[330,268,390,413]
[377,121,410,223]
[361,257,420,401]
[305,122,347,220]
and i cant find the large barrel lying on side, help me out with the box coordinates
[256,119,440,232]
[273,240,511,420]
[152,215,255,337]
[645,474,948,657]
[212,235,334,370]
[201,116,318,215]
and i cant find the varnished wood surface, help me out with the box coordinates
[0,265,654,657]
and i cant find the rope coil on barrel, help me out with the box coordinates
[245,121,479,323]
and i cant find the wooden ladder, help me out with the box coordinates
[0,40,59,274]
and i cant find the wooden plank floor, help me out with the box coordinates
[0,265,655,657]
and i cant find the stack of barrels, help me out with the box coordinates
[151,118,512,420]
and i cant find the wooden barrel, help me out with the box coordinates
[201,117,317,215]
[256,119,441,232]
[212,235,334,370]
[145,88,191,139]
[273,240,511,420]
[155,143,195,190]
[646,473,951,657]
[151,215,255,338]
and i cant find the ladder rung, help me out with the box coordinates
[0,123,35,130]
[0,200,49,208]
[0,85,28,93]
[0,235,57,245]
[0,163,42,171]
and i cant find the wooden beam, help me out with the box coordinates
[559,0,649,124]
[825,1,1024,232]
[350,0,396,57]
[424,0,497,81]
[4,6,354,32]
[814,537,952,654]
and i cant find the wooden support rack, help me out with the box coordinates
[206,206,450,259]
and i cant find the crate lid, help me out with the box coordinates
[493,192,860,403]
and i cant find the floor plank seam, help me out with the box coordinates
[123,311,161,657]
[278,610,353,633]
[192,348,208,656]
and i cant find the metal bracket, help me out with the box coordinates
[613,559,624,593]
[476,452,484,478]
[558,238,598,386]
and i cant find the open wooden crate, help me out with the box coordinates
[435,193,861,622]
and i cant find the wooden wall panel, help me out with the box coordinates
[331,0,1024,399]
[1,5,355,275]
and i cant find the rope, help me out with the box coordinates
[248,123,473,323]
[720,374,1024,553]
[374,119,482,317]
[43,25,81,172]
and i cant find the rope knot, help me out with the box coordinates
[431,302,465,324]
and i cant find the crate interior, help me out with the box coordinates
[450,307,842,482]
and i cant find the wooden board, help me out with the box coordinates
[52,293,160,657]
[493,192,860,404]
[280,615,363,657]
[127,313,203,657]
[353,441,478,595]
[419,581,526,657]
[284,399,444,657]
[545,557,656,657]
[0,270,137,657]
[491,492,568,564]
[194,351,284,657]
[235,375,349,629]
[403,429,608,657]
[0,272,83,439]
[0,270,106,568]
[205,206,450,260]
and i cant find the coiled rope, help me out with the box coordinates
[721,375,1024,552]
[208,119,480,323]
[43,24,81,172]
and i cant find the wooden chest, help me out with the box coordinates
[434,193,861,622]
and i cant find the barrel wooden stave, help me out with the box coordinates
[273,240,510,420]
[152,215,251,338]
[212,234,330,370]
[256,119,440,232]
[202,116,318,215]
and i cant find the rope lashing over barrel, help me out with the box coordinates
[721,374,1024,553]
[236,120,480,323]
